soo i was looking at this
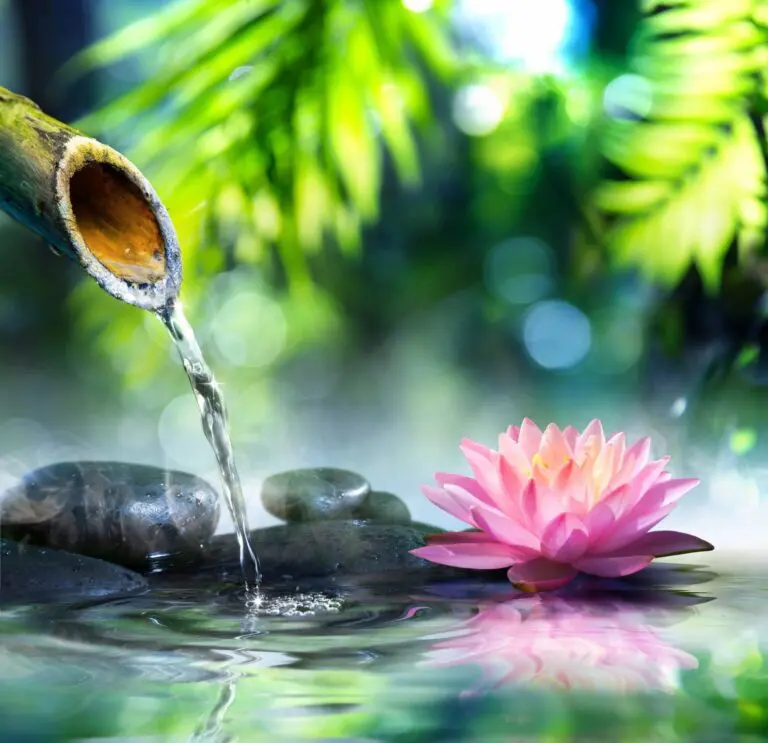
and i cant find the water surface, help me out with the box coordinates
[0,554,764,742]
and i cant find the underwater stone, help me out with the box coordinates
[0,538,147,604]
[352,490,411,524]
[0,461,220,569]
[261,467,370,522]
[204,521,436,580]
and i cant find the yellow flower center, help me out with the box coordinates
[526,435,614,509]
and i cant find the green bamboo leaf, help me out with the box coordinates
[352,11,420,184]
[251,189,282,243]
[326,63,380,220]
[755,0,768,26]
[333,203,361,254]
[392,66,432,125]
[77,2,281,132]
[593,180,673,214]
[653,74,756,98]
[400,3,458,80]
[604,122,715,157]
[602,123,715,178]
[141,64,279,164]
[653,191,700,283]
[691,151,738,290]
[374,79,421,183]
[63,0,221,74]
[648,93,743,122]
[595,0,767,289]
[294,155,331,252]
[644,0,754,34]
[640,0,686,10]
[174,4,303,106]
[604,116,762,290]
[609,216,655,266]
[636,23,764,57]
[635,49,763,78]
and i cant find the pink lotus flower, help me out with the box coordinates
[411,419,713,591]
[423,597,698,694]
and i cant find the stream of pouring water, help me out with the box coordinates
[158,299,260,591]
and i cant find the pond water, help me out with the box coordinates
[0,552,764,742]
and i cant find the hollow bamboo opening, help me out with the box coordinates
[68,161,167,285]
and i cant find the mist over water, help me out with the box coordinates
[0,327,763,556]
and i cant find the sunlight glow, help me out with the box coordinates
[402,0,434,12]
[456,0,590,74]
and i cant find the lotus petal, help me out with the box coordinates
[574,554,653,578]
[507,558,579,591]
[608,530,713,558]
[411,539,522,569]
[416,419,708,592]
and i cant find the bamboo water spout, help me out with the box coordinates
[0,86,181,310]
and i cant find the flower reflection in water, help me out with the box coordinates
[423,597,698,696]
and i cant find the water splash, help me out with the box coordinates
[245,591,345,617]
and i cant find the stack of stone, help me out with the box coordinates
[0,462,444,603]
[0,461,220,603]
[261,467,411,524]
[214,467,444,581]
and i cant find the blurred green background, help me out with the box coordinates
[1,0,768,543]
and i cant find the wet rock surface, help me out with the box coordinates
[201,521,445,581]
[354,490,411,524]
[0,460,447,589]
[0,538,147,604]
[0,462,220,569]
[261,467,370,522]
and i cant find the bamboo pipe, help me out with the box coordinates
[0,86,181,310]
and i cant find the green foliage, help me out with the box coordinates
[593,0,768,290]
[72,0,456,288]
[63,0,459,401]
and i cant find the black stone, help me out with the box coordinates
[410,521,446,536]
[0,538,147,604]
[352,490,411,524]
[203,521,434,580]
[0,461,220,568]
[261,468,369,522]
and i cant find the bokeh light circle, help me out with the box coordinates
[158,395,214,468]
[213,292,287,368]
[522,300,591,370]
[453,84,504,136]
[603,74,653,120]
[485,236,554,304]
